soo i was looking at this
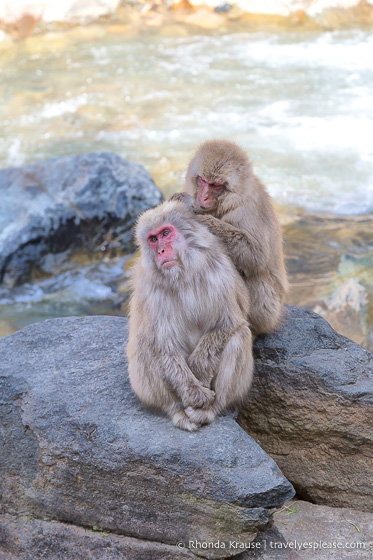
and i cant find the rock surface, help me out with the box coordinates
[0,152,163,286]
[0,315,294,559]
[275,499,373,559]
[314,278,369,348]
[0,517,302,560]
[1,0,373,35]
[238,526,302,559]
[239,305,373,512]
[0,514,195,560]
[284,212,373,354]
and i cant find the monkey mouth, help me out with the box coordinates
[161,259,178,269]
[199,202,214,211]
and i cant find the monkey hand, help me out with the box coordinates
[190,202,205,215]
[169,192,195,211]
[183,384,215,409]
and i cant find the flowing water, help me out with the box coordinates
[0,22,372,345]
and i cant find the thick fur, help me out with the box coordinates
[183,139,288,336]
[127,200,253,431]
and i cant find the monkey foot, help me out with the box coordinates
[185,406,215,426]
[171,410,199,432]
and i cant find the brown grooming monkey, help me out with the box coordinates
[171,140,288,336]
[127,199,253,431]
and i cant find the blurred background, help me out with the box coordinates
[0,0,372,350]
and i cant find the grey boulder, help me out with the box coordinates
[239,305,373,512]
[0,315,294,559]
[0,152,163,286]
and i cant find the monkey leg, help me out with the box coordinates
[185,323,253,425]
[131,363,202,431]
[161,352,216,410]
[248,278,283,336]
[129,342,213,429]
[187,326,242,387]
[212,323,254,415]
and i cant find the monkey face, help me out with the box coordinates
[147,223,184,270]
[196,176,225,211]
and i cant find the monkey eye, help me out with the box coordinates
[162,230,169,237]
[197,176,208,185]
[149,235,157,243]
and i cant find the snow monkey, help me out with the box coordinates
[171,140,288,336]
[127,199,253,431]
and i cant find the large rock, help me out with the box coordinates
[239,306,373,512]
[0,316,294,560]
[0,152,163,286]
[275,499,373,559]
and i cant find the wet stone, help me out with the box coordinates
[0,152,163,286]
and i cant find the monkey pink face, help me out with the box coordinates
[147,224,181,269]
[197,176,225,210]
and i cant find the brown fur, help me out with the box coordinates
[181,139,288,336]
[127,199,254,431]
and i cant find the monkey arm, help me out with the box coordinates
[193,214,267,275]
[188,326,242,387]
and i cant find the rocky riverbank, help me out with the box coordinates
[1,0,373,40]
[0,153,372,352]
